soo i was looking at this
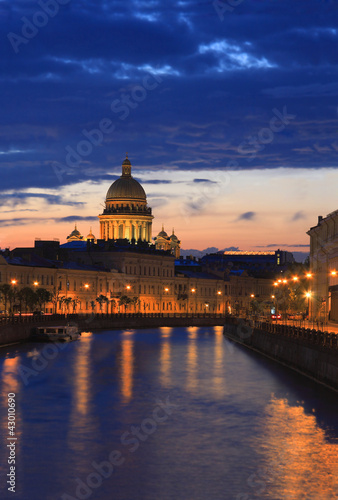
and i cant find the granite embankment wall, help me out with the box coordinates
[223,318,338,391]
[0,314,224,347]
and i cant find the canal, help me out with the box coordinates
[0,326,337,500]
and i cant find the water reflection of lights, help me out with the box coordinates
[1,357,20,395]
[120,333,134,403]
[160,327,172,387]
[68,334,95,459]
[0,357,22,476]
[255,397,338,499]
[213,326,225,396]
[186,327,198,391]
[73,333,93,416]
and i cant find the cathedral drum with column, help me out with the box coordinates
[98,155,154,243]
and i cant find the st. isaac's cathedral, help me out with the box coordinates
[66,155,181,258]
[0,155,248,316]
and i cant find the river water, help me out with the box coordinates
[0,326,337,500]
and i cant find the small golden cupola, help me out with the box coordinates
[66,224,84,241]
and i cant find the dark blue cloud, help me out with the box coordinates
[238,211,256,221]
[0,192,84,207]
[193,178,217,183]
[0,0,337,194]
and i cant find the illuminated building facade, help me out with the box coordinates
[0,254,225,315]
[307,210,338,321]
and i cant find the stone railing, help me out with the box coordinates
[256,321,338,349]
[0,312,225,327]
[223,316,338,350]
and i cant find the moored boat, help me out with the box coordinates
[30,325,81,342]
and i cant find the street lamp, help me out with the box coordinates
[191,288,196,315]
[33,281,39,287]
[10,280,17,316]
[162,287,169,315]
[217,290,222,315]
[249,294,255,319]
[305,291,312,324]
[83,284,90,313]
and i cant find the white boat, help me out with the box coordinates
[31,325,81,342]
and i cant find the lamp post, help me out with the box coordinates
[250,294,255,320]
[84,283,90,313]
[191,288,196,315]
[163,287,169,315]
[305,291,312,327]
[217,290,222,316]
[10,279,17,316]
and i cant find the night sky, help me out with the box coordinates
[1,0,338,258]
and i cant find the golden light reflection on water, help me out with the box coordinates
[120,333,134,403]
[68,333,96,459]
[186,327,198,391]
[160,327,172,387]
[256,396,338,500]
[72,333,93,416]
[213,326,225,396]
[0,357,22,475]
[1,357,20,396]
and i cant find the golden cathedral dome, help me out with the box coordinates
[86,227,96,242]
[170,228,179,241]
[157,224,168,238]
[106,155,146,202]
[66,224,84,241]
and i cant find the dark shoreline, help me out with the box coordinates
[0,313,225,347]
